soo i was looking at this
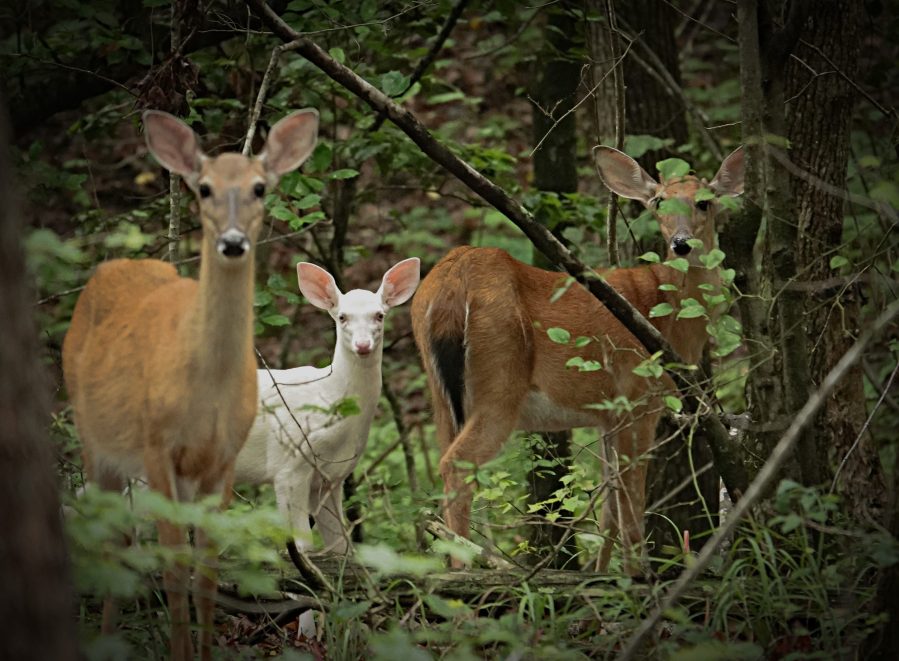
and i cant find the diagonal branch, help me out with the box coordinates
[617,297,899,660]
[245,0,749,500]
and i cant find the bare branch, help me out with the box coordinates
[618,297,899,660]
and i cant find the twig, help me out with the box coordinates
[243,41,300,155]
[831,359,899,494]
[167,3,183,267]
[424,517,514,570]
[604,0,623,267]
[168,174,181,266]
[530,38,634,157]
[12,53,137,96]
[795,38,897,123]
[462,8,539,60]
[380,0,469,103]
[617,297,899,660]
[381,376,424,549]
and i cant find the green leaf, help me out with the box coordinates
[677,305,707,319]
[307,143,332,173]
[380,70,409,96]
[330,168,360,180]
[718,196,742,212]
[574,336,592,348]
[269,206,297,222]
[565,356,602,372]
[578,360,602,372]
[261,314,290,327]
[639,251,661,263]
[656,157,690,181]
[427,90,466,104]
[658,283,679,291]
[333,599,371,622]
[328,47,346,64]
[658,198,692,217]
[649,302,674,318]
[703,293,728,307]
[547,327,571,344]
[699,248,726,269]
[623,134,673,159]
[665,257,690,273]
[550,276,575,303]
[829,255,849,269]
[333,396,361,418]
[254,290,273,307]
[687,238,704,249]
[664,395,683,413]
[633,354,664,378]
[858,154,881,168]
[721,268,736,285]
[694,187,716,202]
[295,193,321,209]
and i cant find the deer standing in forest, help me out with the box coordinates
[234,258,420,554]
[411,146,744,573]
[62,109,318,660]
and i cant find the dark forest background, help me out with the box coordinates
[1,0,898,658]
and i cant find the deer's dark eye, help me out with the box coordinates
[253,182,265,198]
[199,183,212,198]
[375,312,385,322]
[338,313,347,323]
[696,199,710,212]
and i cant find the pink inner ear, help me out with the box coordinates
[381,259,420,306]
[298,263,339,309]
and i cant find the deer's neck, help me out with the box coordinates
[651,262,721,364]
[328,341,383,404]
[191,240,255,377]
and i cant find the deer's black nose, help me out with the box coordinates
[217,230,250,258]
[672,236,692,256]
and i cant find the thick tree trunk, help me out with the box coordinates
[726,1,815,490]
[527,2,580,569]
[615,0,689,170]
[0,98,77,660]
[787,0,883,518]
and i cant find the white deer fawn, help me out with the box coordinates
[62,109,318,660]
[411,146,744,573]
[234,258,420,554]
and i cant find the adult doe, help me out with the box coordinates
[62,109,318,660]
[234,258,420,554]
[411,146,743,573]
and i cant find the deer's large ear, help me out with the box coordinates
[260,109,319,178]
[709,146,745,196]
[143,110,205,185]
[594,146,660,204]
[378,257,420,308]
[297,262,341,311]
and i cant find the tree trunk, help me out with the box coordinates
[0,98,77,661]
[787,0,882,518]
[726,0,814,489]
[527,2,580,569]
[615,0,689,170]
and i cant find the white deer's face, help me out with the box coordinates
[333,290,388,358]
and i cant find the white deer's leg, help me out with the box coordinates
[315,479,350,555]
[274,468,314,550]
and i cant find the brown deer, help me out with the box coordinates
[62,109,318,660]
[411,146,743,573]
